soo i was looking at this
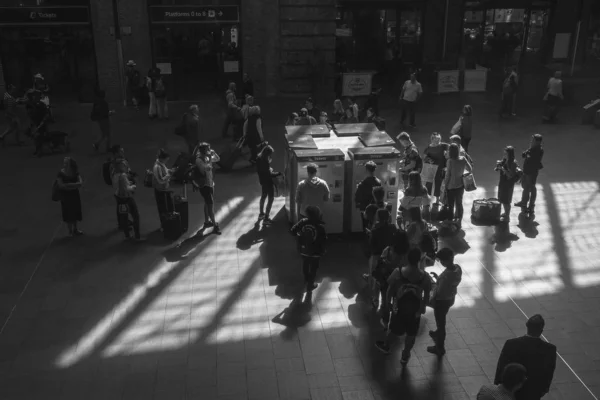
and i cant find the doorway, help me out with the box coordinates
[0,26,98,102]
[151,23,240,101]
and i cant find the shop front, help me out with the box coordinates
[335,1,424,79]
[460,0,556,72]
[148,2,241,101]
[0,1,98,102]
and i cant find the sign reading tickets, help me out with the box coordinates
[437,70,459,93]
[342,73,373,97]
[464,69,487,92]
[150,6,239,23]
[0,7,89,25]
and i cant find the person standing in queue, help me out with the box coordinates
[290,205,327,293]
[295,163,330,220]
[495,146,519,222]
[443,143,472,229]
[91,89,114,153]
[354,161,382,232]
[57,157,84,237]
[184,105,202,155]
[423,132,448,205]
[397,132,421,188]
[152,149,176,229]
[193,142,221,234]
[256,145,282,224]
[114,161,144,242]
[514,134,544,217]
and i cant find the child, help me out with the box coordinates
[290,205,327,292]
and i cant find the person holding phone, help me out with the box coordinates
[193,142,221,234]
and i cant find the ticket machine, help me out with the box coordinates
[333,122,378,137]
[285,125,330,138]
[348,147,402,233]
[286,148,346,234]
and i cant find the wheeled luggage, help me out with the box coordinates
[217,137,244,171]
[471,198,501,225]
[174,184,189,233]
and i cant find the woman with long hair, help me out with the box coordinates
[450,105,472,152]
[443,143,472,228]
[406,207,428,249]
[423,132,448,204]
[243,105,264,163]
[256,145,282,224]
[331,99,345,122]
[57,157,83,236]
[399,171,431,226]
[285,112,299,126]
[193,142,222,234]
[495,146,519,221]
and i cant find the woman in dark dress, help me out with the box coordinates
[496,146,519,221]
[256,145,282,224]
[423,132,448,204]
[243,105,264,163]
[57,157,83,236]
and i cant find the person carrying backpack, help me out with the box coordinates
[290,205,327,293]
[363,186,392,232]
[354,161,382,231]
[397,131,422,188]
[375,248,432,364]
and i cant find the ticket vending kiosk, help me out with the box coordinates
[284,133,318,221]
[286,148,346,234]
[285,125,330,138]
[333,122,378,137]
[348,147,402,233]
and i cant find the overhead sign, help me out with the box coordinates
[150,6,239,23]
[342,73,373,97]
[0,7,89,25]
[437,70,460,93]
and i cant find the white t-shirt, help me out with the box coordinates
[402,80,423,102]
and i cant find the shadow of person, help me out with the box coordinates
[272,295,313,340]
[490,221,519,252]
[236,221,264,250]
[517,214,540,238]
[164,228,208,262]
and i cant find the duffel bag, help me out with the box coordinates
[471,198,501,225]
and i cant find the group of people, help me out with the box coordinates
[124,60,168,120]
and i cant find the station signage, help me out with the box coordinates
[0,7,89,25]
[150,6,239,23]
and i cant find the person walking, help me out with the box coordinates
[114,161,143,242]
[193,142,221,234]
[243,105,264,163]
[450,105,473,152]
[146,72,158,119]
[184,105,202,154]
[365,209,397,309]
[399,73,423,128]
[478,363,527,400]
[494,315,557,400]
[256,145,282,224]
[295,163,330,219]
[427,248,462,356]
[354,161,382,231]
[290,205,327,293]
[500,72,517,118]
[375,248,432,365]
[443,143,472,229]
[125,60,141,109]
[495,146,520,222]
[152,149,175,229]
[542,71,564,123]
[423,132,448,205]
[0,84,23,146]
[154,75,168,120]
[514,134,543,217]
[509,67,519,116]
[57,157,83,237]
[91,90,114,153]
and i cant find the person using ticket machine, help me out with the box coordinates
[295,163,331,220]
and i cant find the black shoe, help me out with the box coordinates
[212,224,222,235]
[408,124,416,129]
[375,341,390,355]
[203,221,214,229]
[263,217,273,225]
[427,346,446,356]
[400,352,411,365]
[258,213,265,220]
[514,201,526,208]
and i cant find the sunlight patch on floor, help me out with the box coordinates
[55,197,244,368]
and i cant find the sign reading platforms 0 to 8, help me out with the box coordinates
[150,6,240,23]
[0,7,89,25]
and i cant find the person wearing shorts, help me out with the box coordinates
[193,142,221,234]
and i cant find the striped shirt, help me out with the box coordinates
[477,384,515,400]
[3,92,17,114]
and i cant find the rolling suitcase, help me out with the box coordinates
[163,211,182,241]
[174,184,189,233]
[217,137,244,171]
[471,198,501,225]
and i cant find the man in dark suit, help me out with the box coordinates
[495,314,557,400]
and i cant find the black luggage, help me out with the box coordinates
[174,184,189,233]
[163,211,182,241]
[217,137,244,171]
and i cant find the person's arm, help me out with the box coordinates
[399,82,406,100]
[323,182,331,201]
[256,119,264,142]
[464,158,473,174]
[290,220,303,236]
[243,120,248,137]
[494,341,511,384]
[543,346,557,395]
[416,83,423,101]
[210,150,220,163]
[444,159,452,186]
[421,277,431,315]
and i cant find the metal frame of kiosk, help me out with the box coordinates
[285,124,331,138]
[286,148,346,234]
[348,147,402,233]
[332,123,379,137]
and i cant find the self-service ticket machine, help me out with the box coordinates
[348,147,402,233]
[333,123,378,137]
[284,132,318,222]
[285,125,331,138]
[286,148,346,234]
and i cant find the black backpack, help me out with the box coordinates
[394,275,425,316]
[297,222,323,256]
[102,161,112,185]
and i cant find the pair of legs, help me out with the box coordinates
[428,299,454,355]
[376,313,420,363]
[127,87,139,109]
[93,118,111,153]
[461,137,471,153]
[116,196,141,239]
[516,174,537,212]
[200,186,221,233]
[156,97,168,119]
[65,221,82,236]
[446,186,465,224]
[259,183,274,221]
[148,92,157,118]
[302,255,320,291]
[400,100,416,126]
[500,93,513,117]
[154,189,174,226]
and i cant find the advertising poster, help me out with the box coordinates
[342,73,373,97]
[437,70,460,93]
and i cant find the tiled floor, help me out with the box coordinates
[0,95,599,400]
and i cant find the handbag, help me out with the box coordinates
[420,162,438,184]
[462,173,477,192]
[143,169,154,188]
[51,180,61,202]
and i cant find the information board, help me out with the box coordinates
[437,70,460,93]
[464,69,487,92]
[342,73,373,97]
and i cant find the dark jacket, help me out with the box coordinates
[290,218,327,257]
[369,223,397,256]
[91,98,110,121]
[494,336,557,400]
[256,157,280,186]
[522,146,544,175]
[355,176,382,210]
